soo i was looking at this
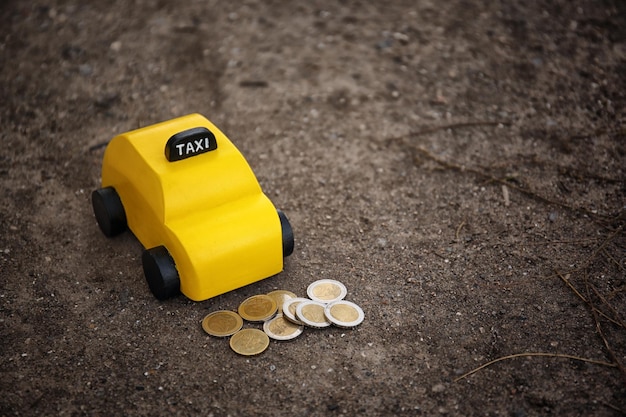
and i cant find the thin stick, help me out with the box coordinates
[603,402,626,415]
[570,127,626,140]
[455,220,466,240]
[590,284,626,329]
[88,141,109,152]
[574,224,624,272]
[584,271,626,380]
[555,270,623,327]
[411,146,610,219]
[389,123,622,220]
[502,184,510,207]
[528,237,602,245]
[428,250,448,260]
[606,286,626,300]
[454,352,616,382]
[602,248,626,273]
[557,271,587,302]
[392,121,510,140]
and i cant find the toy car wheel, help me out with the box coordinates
[92,187,127,237]
[142,246,180,300]
[278,210,294,257]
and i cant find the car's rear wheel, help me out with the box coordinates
[92,187,127,237]
[278,210,294,257]
[142,246,180,300]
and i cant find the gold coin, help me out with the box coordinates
[263,314,304,341]
[201,310,243,337]
[238,294,278,322]
[282,297,309,325]
[267,290,297,313]
[307,279,347,304]
[295,300,331,328]
[324,300,365,328]
[229,328,270,356]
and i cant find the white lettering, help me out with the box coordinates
[186,142,194,154]
[205,137,209,149]
[176,143,185,155]
[194,139,204,152]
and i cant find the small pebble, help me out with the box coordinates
[110,41,122,52]
[78,64,92,76]
[432,383,446,393]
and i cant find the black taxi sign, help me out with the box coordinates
[165,127,217,162]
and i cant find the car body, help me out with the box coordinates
[92,113,294,301]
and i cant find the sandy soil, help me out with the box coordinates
[1,0,625,416]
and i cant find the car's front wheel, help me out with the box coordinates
[142,246,180,300]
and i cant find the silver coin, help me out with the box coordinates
[324,300,365,328]
[282,297,309,325]
[295,300,332,328]
[263,314,304,341]
[306,279,347,304]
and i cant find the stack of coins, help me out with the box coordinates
[201,279,364,356]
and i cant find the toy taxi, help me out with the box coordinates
[92,114,294,301]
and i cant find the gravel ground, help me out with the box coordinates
[1,0,625,416]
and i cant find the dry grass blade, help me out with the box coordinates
[454,352,616,382]
[394,121,510,139]
[406,144,610,220]
[455,220,466,241]
[590,284,626,330]
[584,272,626,380]
[573,224,624,273]
[385,121,624,223]
[555,271,622,327]
[603,248,625,273]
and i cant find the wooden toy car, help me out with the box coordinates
[92,114,294,301]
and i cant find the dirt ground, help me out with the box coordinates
[1,0,625,415]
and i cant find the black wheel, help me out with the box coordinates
[278,210,294,257]
[142,246,180,300]
[92,187,127,237]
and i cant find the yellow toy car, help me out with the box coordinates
[92,114,294,301]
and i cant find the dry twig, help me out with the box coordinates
[454,352,616,382]
[455,220,466,241]
[387,122,620,220]
[584,272,626,380]
[392,121,510,139]
[555,271,623,328]
[410,145,609,220]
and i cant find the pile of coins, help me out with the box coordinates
[201,279,365,356]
